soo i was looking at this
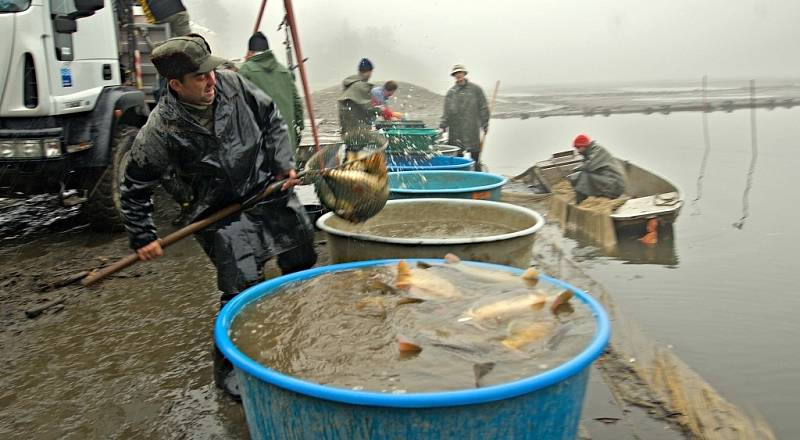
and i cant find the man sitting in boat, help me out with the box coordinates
[567,134,626,204]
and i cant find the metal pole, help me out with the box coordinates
[283,0,321,152]
[244,0,269,58]
[252,0,268,34]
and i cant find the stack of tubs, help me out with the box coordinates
[217,119,610,439]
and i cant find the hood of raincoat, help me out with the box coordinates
[246,50,282,73]
[239,51,304,150]
[120,69,295,249]
[570,143,626,199]
[339,74,374,105]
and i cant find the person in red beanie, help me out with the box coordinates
[567,134,626,203]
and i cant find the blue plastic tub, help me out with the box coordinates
[389,170,508,201]
[215,259,611,440]
[387,155,474,172]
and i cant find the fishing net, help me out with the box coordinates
[302,130,390,223]
[548,180,628,251]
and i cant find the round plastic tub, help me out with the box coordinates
[215,259,610,440]
[387,155,474,172]
[385,128,440,150]
[317,198,543,268]
[389,170,508,201]
[375,120,426,130]
[433,144,462,156]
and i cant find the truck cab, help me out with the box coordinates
[0,0,152,229]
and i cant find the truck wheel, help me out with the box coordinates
[85,125,138,231]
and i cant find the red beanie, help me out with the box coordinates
[573,134,592,149]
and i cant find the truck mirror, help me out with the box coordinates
[71,0,104,19]
[54,17,78,34]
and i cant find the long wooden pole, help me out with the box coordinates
[480,80,500,151]
[81,176,291,287]
[283,0,320,153]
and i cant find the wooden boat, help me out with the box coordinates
[502,150,683,250]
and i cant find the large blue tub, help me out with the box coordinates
[387,155,474,172]
[389,170,508,201]
[215,259,611,440]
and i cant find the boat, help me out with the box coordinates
[502,150,683,250]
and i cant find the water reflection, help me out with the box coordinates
[565,224,678,267]
[732,80,760,230]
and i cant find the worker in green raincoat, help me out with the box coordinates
[338,58,381,137]
[239,32,304,157]
[567,134,626,203]
[439,64,490,171]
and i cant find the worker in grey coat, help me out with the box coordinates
[439,64,490,171]
[567,134,626,204]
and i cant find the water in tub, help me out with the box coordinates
[230,259,595,393]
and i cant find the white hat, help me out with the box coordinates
[450,64,468,76]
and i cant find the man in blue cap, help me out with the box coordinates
[337,58,382,136]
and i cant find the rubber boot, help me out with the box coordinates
[214,292,241,401]
[213,342,241,401]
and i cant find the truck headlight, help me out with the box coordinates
[19,139,42,158]
[0,141,15,158]
[43,138,62,157]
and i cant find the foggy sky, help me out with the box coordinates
[185,0,800,91]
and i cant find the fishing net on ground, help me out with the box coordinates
[302,130,390,223]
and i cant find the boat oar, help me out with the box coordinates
[82,144,388,287]
[479,80,501,152]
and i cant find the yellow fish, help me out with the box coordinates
[393,260,462,300]
[502,322,556,350]
[425,254,540,286]
[462,293,546,322]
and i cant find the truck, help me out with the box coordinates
[0,0,171,230]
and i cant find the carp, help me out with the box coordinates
[393,260,462,300]
[547,290,574,314]
[460,293,546,322]
[502,321,556,350]
[418,254,540,286]
[397,335,423,355]
[315,168,389,223]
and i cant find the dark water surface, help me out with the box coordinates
[483,108,800,438]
